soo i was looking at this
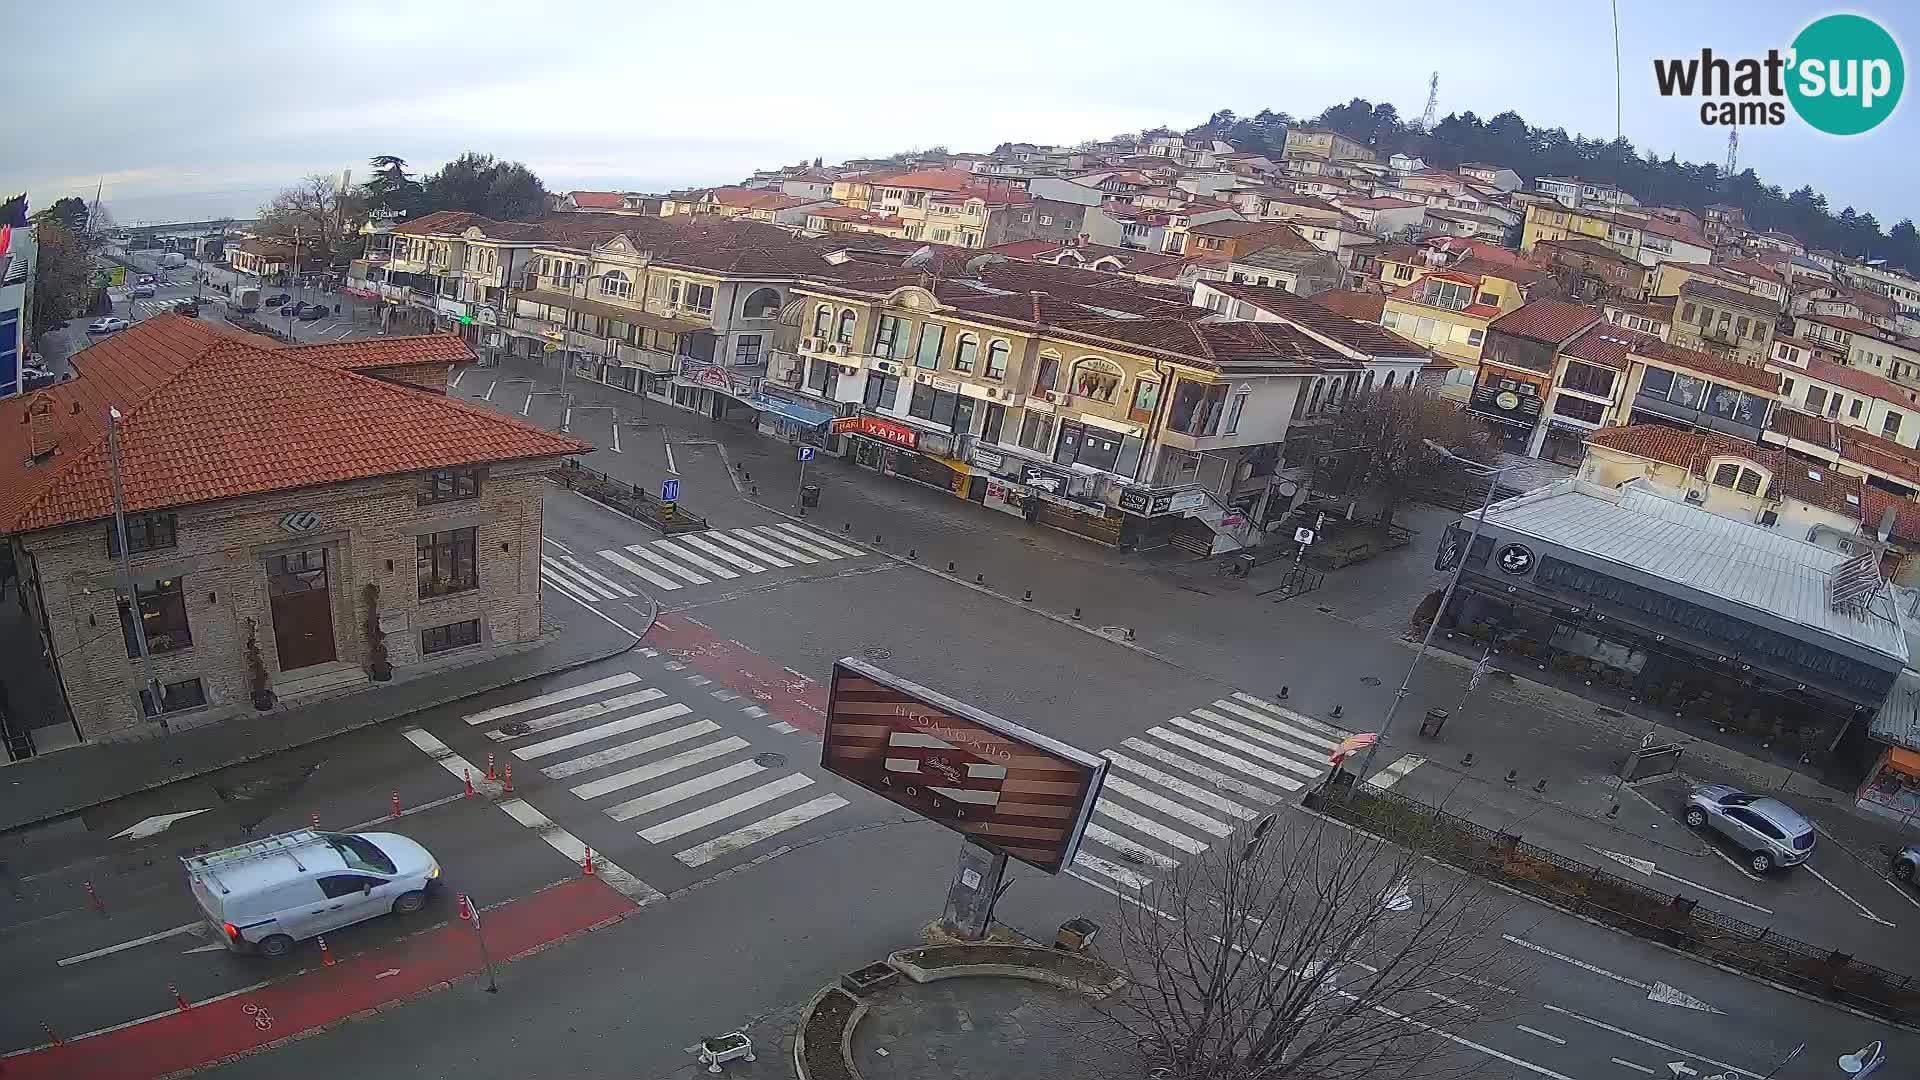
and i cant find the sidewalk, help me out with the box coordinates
[0,589,641,836]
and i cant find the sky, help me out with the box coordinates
[7,1,1915,227]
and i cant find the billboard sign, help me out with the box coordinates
[822,658,1106,874]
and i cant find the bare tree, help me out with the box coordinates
[1324,386,1497,534]
[257,174,364,264]
[1086,813,1530,1080]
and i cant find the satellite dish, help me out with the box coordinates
[963,254,1007,276]
[902,245,935,270]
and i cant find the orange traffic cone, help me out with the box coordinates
[318,936,335,966]
[582,847,595,876]
[457,892,472,921]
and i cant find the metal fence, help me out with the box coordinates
[550,458,708,535]
[1309,783,1920,1025]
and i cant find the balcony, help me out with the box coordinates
[566,329,612,355]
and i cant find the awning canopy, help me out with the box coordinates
[516,288,709,335]
[753,395,833,429]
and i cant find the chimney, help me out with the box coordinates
[25,396,56,460]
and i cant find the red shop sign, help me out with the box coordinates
[858,416,918,450]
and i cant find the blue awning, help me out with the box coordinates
[752,395,833,429]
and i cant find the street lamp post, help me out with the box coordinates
[1349,441,1511,786]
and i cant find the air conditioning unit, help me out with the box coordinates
[830,342,851,356]
[800,336,819,352]
[1045,390,1066,405]
[782,368,802,386]
[1759,509,1779,526]
[1684,489,1705,504]
[915,372,931,384]
[872,359,903,377]
[986,387,1000,399]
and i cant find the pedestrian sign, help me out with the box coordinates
[660,478,680,503]
[798,446,815,463]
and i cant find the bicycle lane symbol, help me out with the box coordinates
[242,1002,274,1030]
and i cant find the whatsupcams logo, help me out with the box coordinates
[1653,13,1903,135]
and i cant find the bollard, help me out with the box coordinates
[1533,778,1547,793]
[1278,685,1289,699]
[947,561,956,572]
[171,982,191,1010]
[1607,803,1621,819]
[975,573,984,584]
[1505,769,1518,784]
[1023,590,1033,602]
[844,522,851,532]
[1331,704,1343,719]
[875,534,882,544]
[1460,752,1475,767]
[318,936,335,966]
[42,1022,62,1048]
[750,484,758,497]
[487,752,497,782]
[457,892,473,921]
[909,549,916,559]
[1072,608,1082,621]
[464,768,474,798]
[391,791,402,817]
[83,880,104,913]
[502,764,514,794]
[583,847,596,876]
[310,813,321,830]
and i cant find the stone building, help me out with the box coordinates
[0,315,589,753]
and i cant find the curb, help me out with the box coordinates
[792,985,864,1080]
[3,608,651,839]
[887,946,1126,997]
[1294,798,1920,1035]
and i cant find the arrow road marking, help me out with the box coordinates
[1669,1063,1697,1078]
[374,968,401,979]
[1540,1005,1763,1080]
[1587,847,1772,915]
[1502,935,1723,1013]
[111,808,213,840]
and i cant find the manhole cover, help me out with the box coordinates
[500,720,530,737]
[753,752,787,768]
[863,647,893,661]
[1361,676,1381,686]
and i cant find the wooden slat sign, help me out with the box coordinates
[822,658,1106,874]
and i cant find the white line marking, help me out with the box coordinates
[771,522,865,557]
[1191,707,1333,766]
[1805,863,1896,926]
[542,569,602,605]
[1611,1059,1656,1075]
[623,544,711,585]
[701,529,793,568]
[559,555,638,597]
[768,721,798,734]
[639,772,816,842]
[1229,693,1351,739]
[1366,754,1427,791]
[598,548,684,591]
[1699,840,1766,881]
[513,704,695,760]
[1164,716,1325,779]
[1883,873,1920,911]
[1101,751,1258,820]
[1538,1006,1762,1080]
[650,539,739,579]
[483,380,498,401]
[400,728,661,903]
[1137,730,1304,793]
[57,922,204,967]
[546,728,741,781]
[1516,1026,1566,1046]
[677,534,766,573]
[1502,936,1722,1013]
[738,526,820,563]
[484,690,671,740]
[1083,823,1179,871]
[462,672,642,725]
[112,809,214,840]
[542,536,574,554]
[1101,776,1233,837]
[607,759,765,821]
[664,438,677,475]
[1211,699,1343,751]
[752,526,843,561]
[569,730,742,798]
[1093,799,1207,854]
[673,793,849,867]
[1073,851,1155,890]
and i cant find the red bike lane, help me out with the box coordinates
[650,614,829,733]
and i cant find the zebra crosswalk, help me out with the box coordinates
[458,670,849,869]
[540,521,868,602]
[1070,692,1348,891]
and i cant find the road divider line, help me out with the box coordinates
[1515,1025,1565,1045]
[1805,863,1896,927]
[1538,1005,1762,1079]
[1501,934,1721,1013]
[57,922,204,967]
[462,672,639,725]
[1611,1058,1656,1075]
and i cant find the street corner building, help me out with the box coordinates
[0,314,592,756]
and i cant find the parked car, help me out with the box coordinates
[264,293,291,307]
[185,830,439,959]
[22,366,58,391]
[175,302,200,318]
[283,301,308,317]
[298,305,326,321]
[1894,843,1920,883]
[129,284,156,298]
[1683,784,1815,872]
[87,317,130,334]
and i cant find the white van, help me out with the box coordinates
[184,830,440,958]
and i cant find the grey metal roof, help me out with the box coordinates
[1869,667,1920,749]
[1479,480,1908,661]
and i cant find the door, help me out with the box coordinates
[313,873,394,933]
[269,548,337,671]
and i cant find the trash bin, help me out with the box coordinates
[800,484,821,508]
[1419,708,1448,738]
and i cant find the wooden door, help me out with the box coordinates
[269,548,337,671]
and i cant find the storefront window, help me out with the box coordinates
[1018,412,1055,454]
[1860,749,1920,820]
[908,382,960,427]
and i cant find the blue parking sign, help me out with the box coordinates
[798,446,815,462]
[660,478,680,502]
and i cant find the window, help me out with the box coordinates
[1421,279,1473,311]
[1069,358,1123,402]
[1827,393,1842,418]
[417,528,478,598]
[1054,421,1121,471]
[1017,411,1055,453]
[863,372,899,411]
[1550,395,1605,424]
[1712,462,1741,488]
[836,309,856,344]
[741,288,781,319]
[1735,316,1750,340]
[139,677,206,718]
[680,282,715,315]
[667,278,681,306]
[1039,214,1053,226]
[1467,328,1485,347]
[933,229,952,243]
[422,618,482,655]
[1169,379,1229,435]
[418,467,482,506]
[1681,302,1697,324]
[907,382,960,427]
[812,305,832,337]
[1560,361,1615,398]
[1477,291,1499,307]
[807,358,840,396]
[1887,412,1905,438]
[982,402,1006,444]
[952,334,978,373]
[599,270,633,299]
[1805,385,1828,412]
[876,315,908,359]
[914,322,945,369]
[1131,378,1162,420]
[1735,470,1764,495]
[120,576,191,657]
[1033,351,1061,392]
[318,874,385,899]
[1224,390,1248,434]
[107,511,178,556]
[1850,398,1864,420]
[733,335,763,367]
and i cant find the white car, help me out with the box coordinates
[87,317,130,334]
[185,829,440,959]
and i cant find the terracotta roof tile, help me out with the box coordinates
[566,191,627,209]
[1800,356,1920,403]
[1488,299,1604,345]
[1205,283,1425,357]
[1678,279,1775,313]
[1311,288,1386,323]
[0,316,589,534]
[1563,323,1660,370]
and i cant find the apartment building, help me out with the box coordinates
[1671,280,1777,365]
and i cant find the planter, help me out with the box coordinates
[793,987,862,1080]
[697,1031,754,1073]
[887,943,1126,997]
[840,961,898,996]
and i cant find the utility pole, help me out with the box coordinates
[108,407,165,733]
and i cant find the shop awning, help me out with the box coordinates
[754,396,833,429]
[516,288,709,335]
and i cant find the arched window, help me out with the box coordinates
[812,304,832,337]
[598,270,633,299]
[742,287,782,319]
[836,309,856,344]
[953,334,979,373]
[1070,357,1124,403]
[1363,370,1376,394]
[1383,371,1397,391]
[1307,378,1325,413]
[985,340,1010,380]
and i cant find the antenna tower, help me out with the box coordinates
[1724,128,1739,181]
[1418,71,1440,131]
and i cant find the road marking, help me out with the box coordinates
[1538,1006,1761,1079]
[541,569,601,605]
[514,704,695,760]
[768,721,798,734]
[462,672,640,725]
[1093,799,1207,854]
[772,522,865,557]
[753,526,843,561]
[1073,851,1155,890]
[673,793,848,867]
[1101,775,1233,837]
[1588,847,1772,915]
[610,422,621,454]
[740,526,820,563]
[1502,935,1721,1013]
[57,922,205,967]
[1612,1059,1657,1075]
[111,809,214,840]
[702,530,793,569]
[1882,873,1920,911]
[597,548,684,591]
[570,733,745,798]
[1191,707,1330,764]
[1163,716,1324,779]
[1697,839,1765,882]
[484,379,497,401]
[640,772,816,842]
[1138,730,1304,793]
[624,544,711,585]
[1100,751,1258,820]
[1229,693,1351,740]
[1082,823,1179,871]
[1366,754,1427,790]
[546,726,739,780]
[1516,1026,1566,1045]
[607,760,765,821]
[651,539,740,579]
[541,556,623,600]
[542,536,574,554]
[663,436,677,475]
[1212,698,1343,751]
[559,555,640,598]
[399,728,662,904]
[1804,863,1897,926]
[677,534,766,573]
[483,690,671,740]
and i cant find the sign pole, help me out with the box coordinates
[796,453,808,509]
[941,838,1008,941]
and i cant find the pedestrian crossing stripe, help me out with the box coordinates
[540,524,873,602]
[1071,694,1349,892]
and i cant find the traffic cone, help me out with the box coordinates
[464,768,474,798]
[318,936,335,966]
[502,764,514,794]
[582,847,595,876]
[311,813,321,830]
[487,752,497,782]
[171,982,191,1010]
[391,791,401,817]
[457,893,472,921]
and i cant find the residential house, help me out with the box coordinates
[1671,280,1778,364]
[1458,163,1522,192]
[1603,297,1675,340]
[1191,281,1430,388]
[1423,208,1512,244]
[1534,177,1639,211]
[225,239,301,280]
[1702,204,1747,245]
[1282,127,1376,163]
[1469,300,1604,456]
[1750,230,1807,259]
[1223,237,1346,296]
[1795,313,1878,367]
[1764,347,1920,448]
[1185,221,1309,263]
[1380,259,1549,384]
[803,205,909,239]
[861,168,1038,248]
[1340,196,1426,238]
[1536,237,1650,303]
[1388,153,1428,174]
[556,191,632,213]
[1794,313,1920,387]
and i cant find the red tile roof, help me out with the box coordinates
[1636,339,1782,393]
[1489,300,1603,345]
[0,316,590,534]
[1202,282,1427,357]
[1800,356,1920,403]
[1345,197,1423,210]
[271,335,474,372]
[566,191,626,210]
[1803,312,1882,336]
[1678,279,1775,313]
[1562,323,1661,370]
[1311,288,1386,323]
